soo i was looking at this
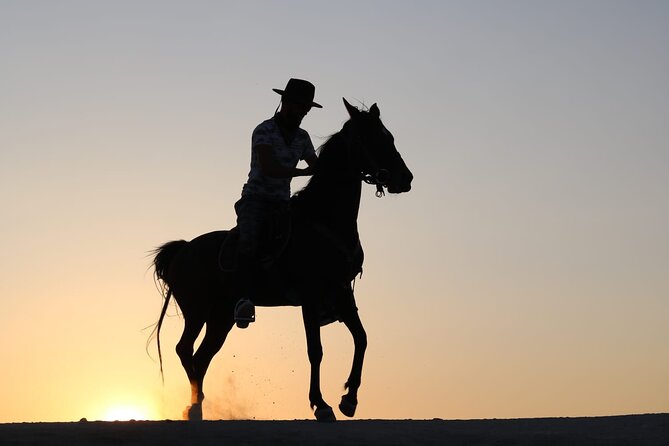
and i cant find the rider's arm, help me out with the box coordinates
[301,152,318,176]
[257,144,315,178]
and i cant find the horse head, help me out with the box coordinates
[343,98,413,195]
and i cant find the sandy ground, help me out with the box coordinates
[1,414,667,446]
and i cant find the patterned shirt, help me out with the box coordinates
[241,117,316,201]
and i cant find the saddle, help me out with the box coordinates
[218,206,291,273]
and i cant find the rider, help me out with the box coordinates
[234,78,321,328]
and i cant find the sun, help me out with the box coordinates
[102,405,152,421]
[92,392,159,421]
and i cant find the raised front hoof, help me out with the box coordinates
[183,403,203,421]
[314,405,336,422]
[339,396,357,418]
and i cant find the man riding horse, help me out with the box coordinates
[153,88,412,421]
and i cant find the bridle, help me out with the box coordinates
[343,121,391,198]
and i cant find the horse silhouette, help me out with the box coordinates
[153,99,413,421]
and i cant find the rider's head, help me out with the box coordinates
[279,100,312,127]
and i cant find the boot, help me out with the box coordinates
[234,298,255,329]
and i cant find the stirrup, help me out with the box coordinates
[234,298,255,329]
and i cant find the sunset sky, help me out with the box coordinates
[1,1,667,422]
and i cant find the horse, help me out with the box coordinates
[152,98,413,422]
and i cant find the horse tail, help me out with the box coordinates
[156,288,172,380]
[154,240,187,283]
[152,240,188,380]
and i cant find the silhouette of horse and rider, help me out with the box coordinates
[153,79,413,421]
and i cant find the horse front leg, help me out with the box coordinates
[340,306,367,418]
[302,305,335,422]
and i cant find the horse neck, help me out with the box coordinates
[294,132,362,232]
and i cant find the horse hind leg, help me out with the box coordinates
[186,315,235,421]
[175,316,205,419]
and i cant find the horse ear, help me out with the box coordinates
[343,98,360,118]
[370,103,380,118]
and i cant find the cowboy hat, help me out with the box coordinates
[273,78,322,108]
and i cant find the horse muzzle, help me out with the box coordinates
[387,169,413,194]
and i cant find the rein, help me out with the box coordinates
[362,172,387,198]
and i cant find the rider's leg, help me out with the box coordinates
[233,196,267,327]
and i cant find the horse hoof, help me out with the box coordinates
[184,404,203,421]
[339,396,357,418]
[314,406,336,422]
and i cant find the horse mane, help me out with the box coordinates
[292,121,350,202]
[292,104,375,207]
[300,102,374,192]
